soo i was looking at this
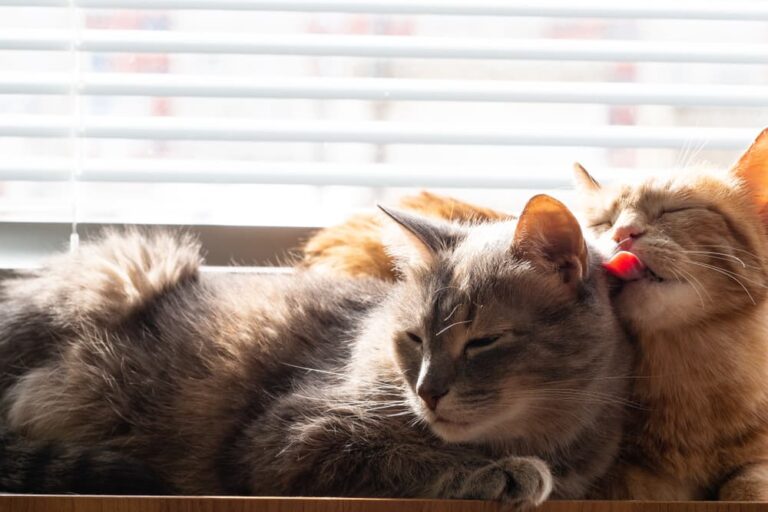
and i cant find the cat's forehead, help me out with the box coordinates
[412,265,528,347]
[595,169,732,213]
[424,249,537,319]
[448,220,517,285]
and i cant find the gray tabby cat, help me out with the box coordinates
[0,194,631,506]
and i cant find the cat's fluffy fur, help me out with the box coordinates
[577,130,768,500]
[300,128,768,501]
[302,191,511,280]
[0,197,629,504]
[0,426,172,494]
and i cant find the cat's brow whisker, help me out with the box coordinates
[678,137,708,170]
[434,319,472,337]
[431,285,469,303]
[443,303,461,322]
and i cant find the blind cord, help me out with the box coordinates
[67,0,82,252]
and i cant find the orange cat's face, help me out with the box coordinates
[577,130,768,335]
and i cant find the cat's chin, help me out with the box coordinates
[428,416,478,443]
[424,402,531,444]
[613,278,705,333]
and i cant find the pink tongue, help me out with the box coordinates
[602,251,646,281]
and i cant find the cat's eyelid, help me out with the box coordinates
[464,329,526,352]
[587,211,615,228]
[405,331,423,344]
[660,206,693,215]
[464,335,501,352]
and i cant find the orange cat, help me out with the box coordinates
[300,129,768,500]
[578,130,768,500]
[301,191,508,280]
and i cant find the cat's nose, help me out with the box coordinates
[612,224,645,249]
[417,386,449,411]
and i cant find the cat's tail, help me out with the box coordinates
[2,228,202,329]
[0,426,173,495]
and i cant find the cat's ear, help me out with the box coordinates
[731,128,768,221]
[572,162,601,193]
[513,194,588,289]
[379,205,461,270]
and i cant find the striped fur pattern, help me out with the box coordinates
[0,199,630,505]
[0,426,172,494]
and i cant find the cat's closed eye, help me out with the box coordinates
[659,206,691,216]
[464,335,501,352]
[589,219,612,230]
[405,331,423,344]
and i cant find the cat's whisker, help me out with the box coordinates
[682,250,751,269]
[611,237,633,255]
[693,243,761,260]
[688,260,768,289]
[381,410,418,418]
[688,261,758,305]
[672,268,708,307]
[542,375,651,385]
[532,387,642,404]
[280,362,348,378]
[522,397,643,411]
[531,391,642,408]
[496,389,642,409]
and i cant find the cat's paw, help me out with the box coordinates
[457,456,552,510]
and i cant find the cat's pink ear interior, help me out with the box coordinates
[732,128,768,221]
[513,194,588,289]
[573,162,601,193]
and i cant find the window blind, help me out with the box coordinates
[0,0,766,266]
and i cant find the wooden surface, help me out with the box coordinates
[3,497,768,512]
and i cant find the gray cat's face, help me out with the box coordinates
[380,198,624,445]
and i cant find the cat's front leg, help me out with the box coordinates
[603,463,698,500]
[249,396,554,508]
[718,461,768,501]
[439,455,552,510]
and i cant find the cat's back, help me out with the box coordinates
[0,232,390,493]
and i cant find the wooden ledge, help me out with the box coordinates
[3,496,768,512]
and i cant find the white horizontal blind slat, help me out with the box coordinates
[1,73,767,106]
[0,0,765,244]
[0,159,581,188]
[4,0,768,21]
[2,30,767,64]
[0,116,756,149]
